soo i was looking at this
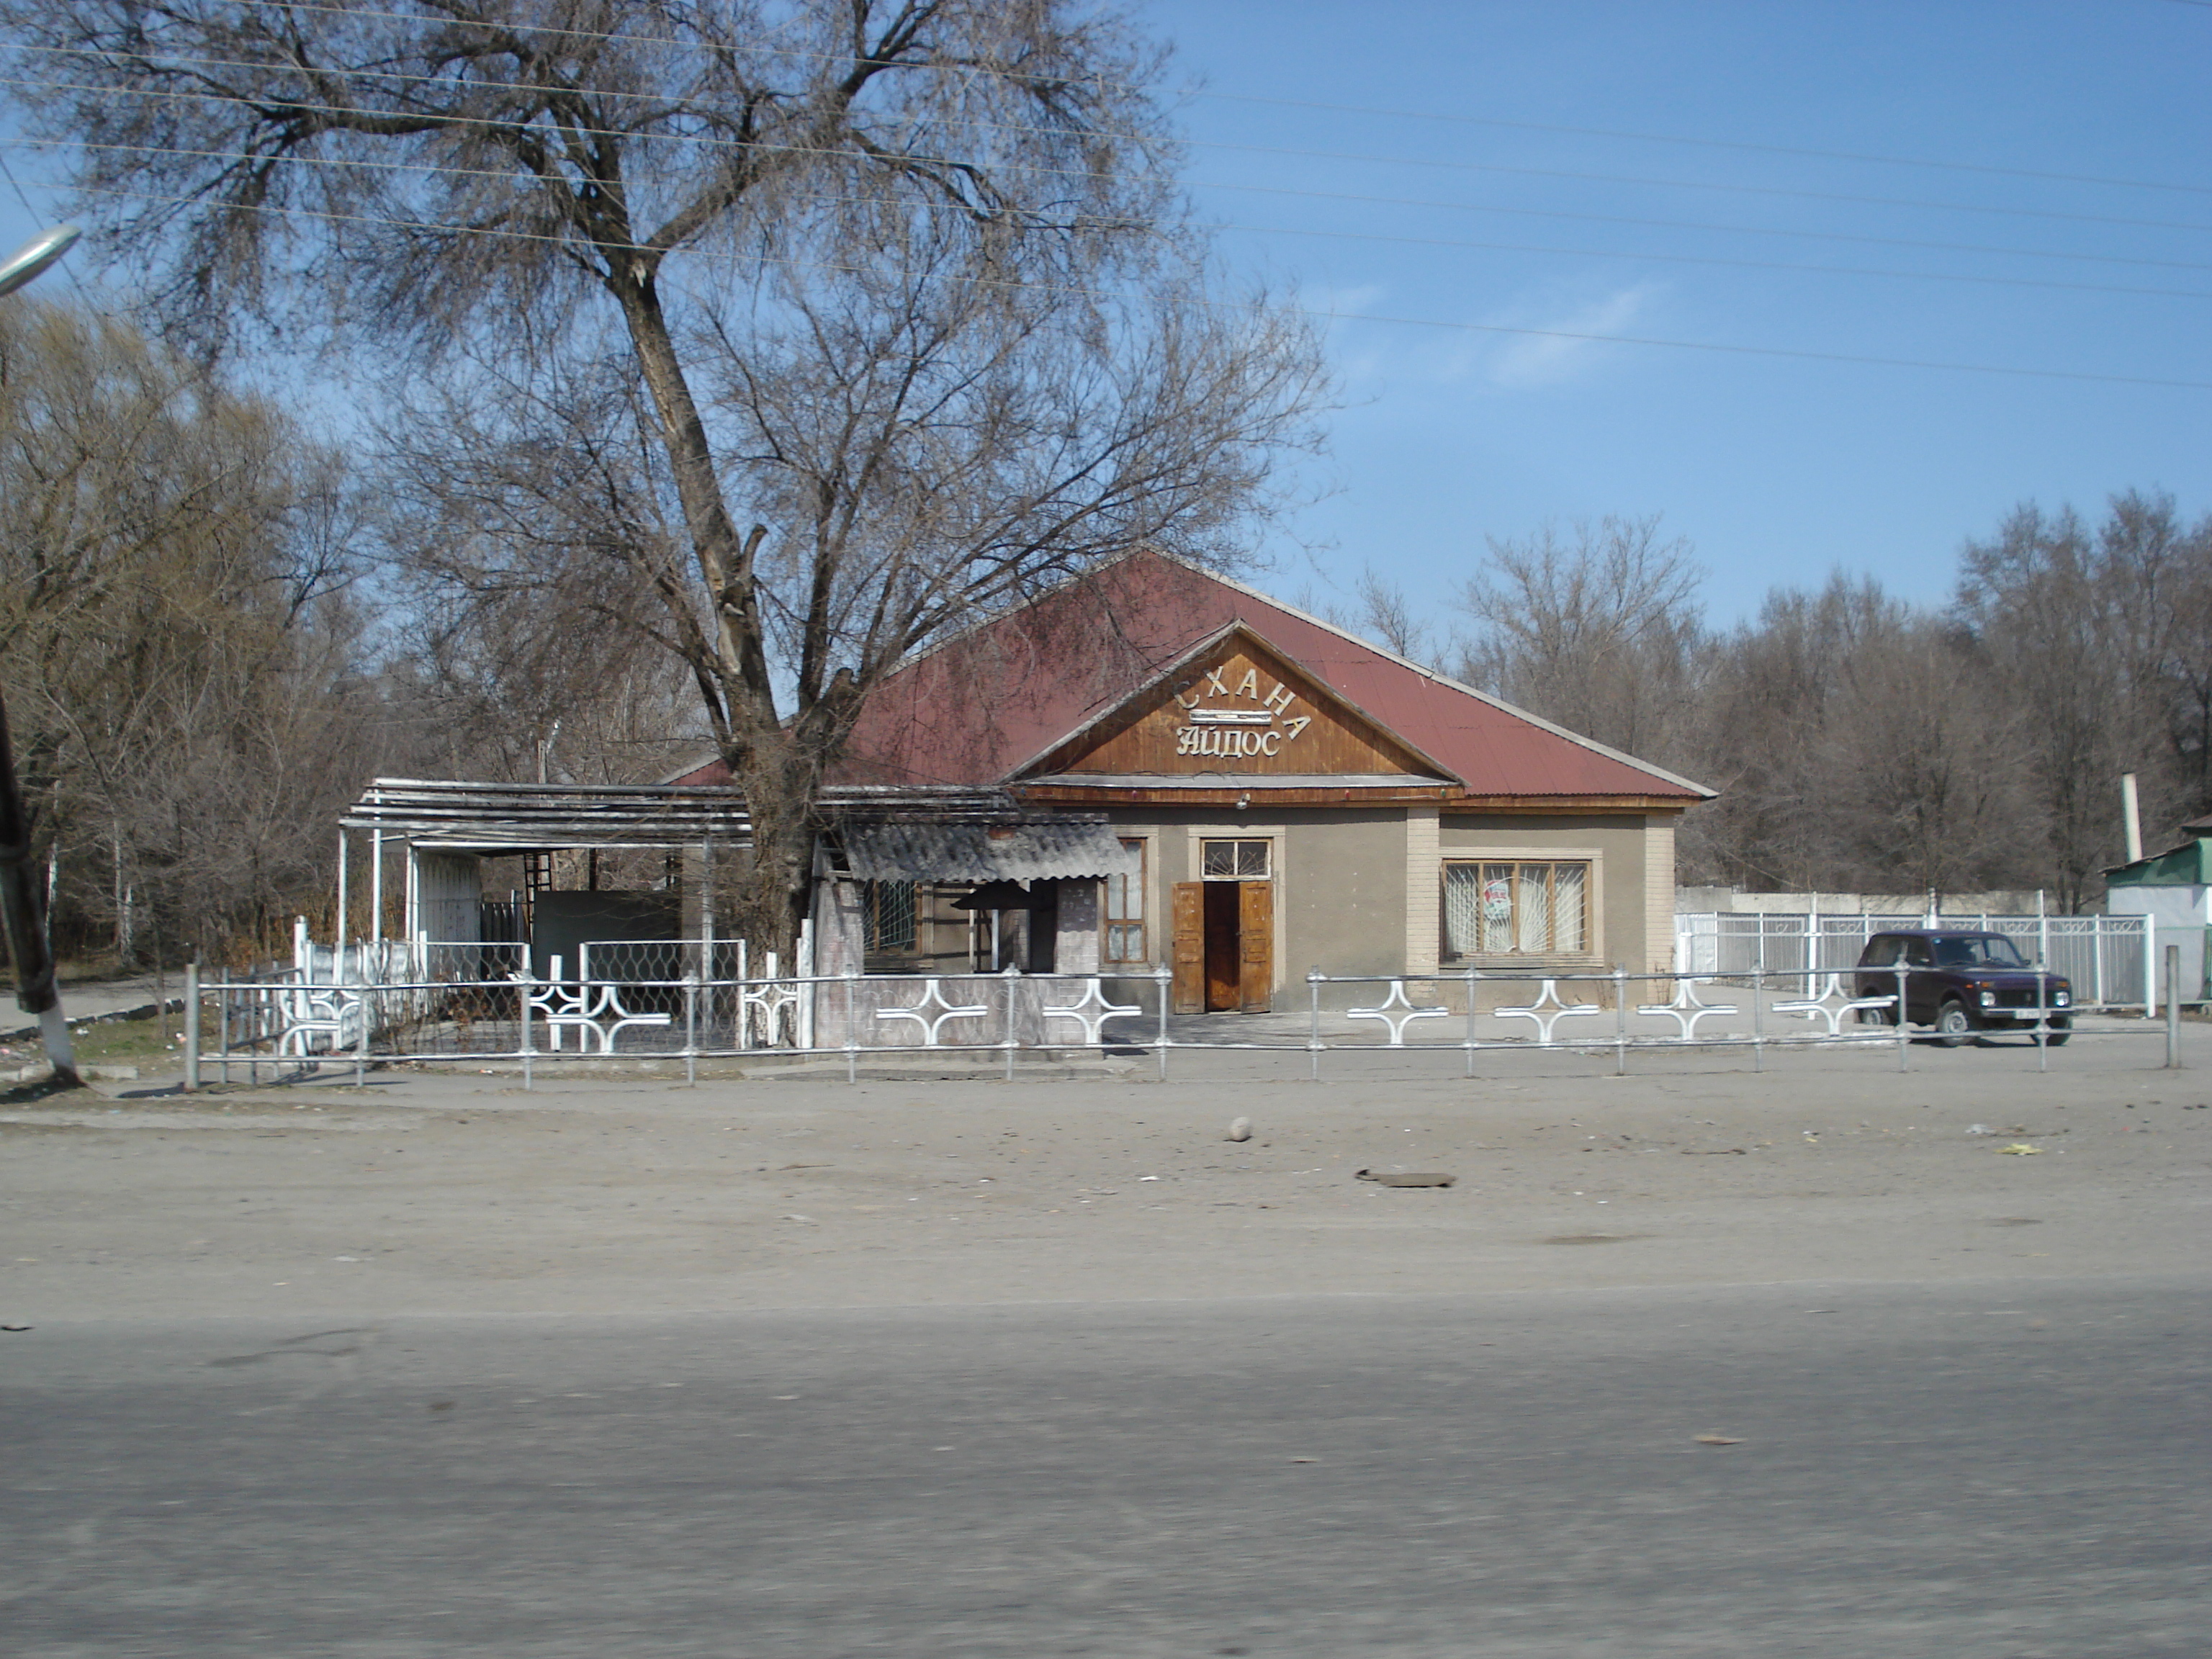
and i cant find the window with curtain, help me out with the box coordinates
[1442,861,1589,957]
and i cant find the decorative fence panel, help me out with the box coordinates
[198,956,2170,1088]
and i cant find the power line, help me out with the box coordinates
[1202,179,2212,275]
[18,130,2208,297]
[1213,217,2212,302]
[1191,94,2212,200]
[1192,148,2212,248]
[20,0,2203,198]
[9,39,2211,238]
[35,174,2212,392]
[21,131,2212,294]
[9,84,2208,282]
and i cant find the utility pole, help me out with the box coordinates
[0,224,85,1087]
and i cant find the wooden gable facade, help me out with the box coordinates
[1018,626,1454,797]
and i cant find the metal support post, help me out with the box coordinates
[1896,963,1909,1072]
[685,970,698,1087]
[335,830,349,965]
[701,838,716,971]
[354,976,370,1088]
[1155,966,1171,1082]
[183,963,200,1092]
[1308,968,1322,1082]
[845,966,858,1086]
[1751,965,1763,1071]
[1614,963,1628,1075]
[1004,974,1017,1082]
[519,968,533,1092]
[2144,924,2159,1019]
[2167,944,2183,1069]
[1465,966,1479,1079]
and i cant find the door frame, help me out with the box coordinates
[1178,822,1287,1004]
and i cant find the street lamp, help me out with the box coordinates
[0,223,85,1087]
[0,223,80,297]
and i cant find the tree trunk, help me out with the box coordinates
[727,730,817,959]
[0,687,81,1086]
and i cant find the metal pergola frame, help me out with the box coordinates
[336,779,758,961]
[331,779,1043,963]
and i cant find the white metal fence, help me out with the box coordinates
[1675,911,2154,1013]
[194,957,2172,1089]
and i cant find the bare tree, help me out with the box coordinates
[6,0,1327,948]
[0,297,383,967]
[1347,568,1433,664]
[1686,572,2049,898]
[1818,616,2041,903]
[1689,574,1878,891]
[1452,515,1706,765]
[1952,494,2207,908]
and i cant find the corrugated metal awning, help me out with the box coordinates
[840,819,1138,882]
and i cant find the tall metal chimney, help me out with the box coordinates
[2121,773,2144,864]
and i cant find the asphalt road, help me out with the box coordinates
[4,1276,2206,1658]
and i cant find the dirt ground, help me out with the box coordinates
[3,1029,2207,1321]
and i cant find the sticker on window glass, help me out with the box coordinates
[1481,877,1512,922]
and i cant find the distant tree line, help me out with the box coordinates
[1344,502,2212,912]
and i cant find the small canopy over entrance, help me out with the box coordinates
[823,813,1136,976]
[837,818,1137,883]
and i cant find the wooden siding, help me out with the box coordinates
[1028,634,1447,783]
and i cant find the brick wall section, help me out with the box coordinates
[1405,805,1440,975]
[1644,816,1677,972]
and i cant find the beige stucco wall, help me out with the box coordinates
[1108,806,1411,986]
[1082,804,1669,987]
[817,805,1673,1016]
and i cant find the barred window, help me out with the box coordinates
[1442,861,1589,957]
[1201,838,1270,879]
[1104,839,1147,965]
[863,878,917,952]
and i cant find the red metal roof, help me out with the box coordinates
[678,552,1711,802]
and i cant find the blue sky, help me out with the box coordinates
[1138,0,2212,626]
[2,1,2206,631]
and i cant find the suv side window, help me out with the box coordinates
[1863,936,1901,967]
[1903,938,1933,968]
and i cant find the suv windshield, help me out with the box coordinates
[1930,935,2027,969]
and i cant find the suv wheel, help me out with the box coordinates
[1934,999,1975,1048]
[2041,1015,2072,1048]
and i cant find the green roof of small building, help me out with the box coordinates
[2105,837,2212,886]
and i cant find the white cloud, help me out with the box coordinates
[1310,282,1386,320]
[1483,283,1658,390]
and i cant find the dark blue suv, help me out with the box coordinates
[1853,930,2072,1046]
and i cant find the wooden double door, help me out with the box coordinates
[1171,880,1273,1014]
